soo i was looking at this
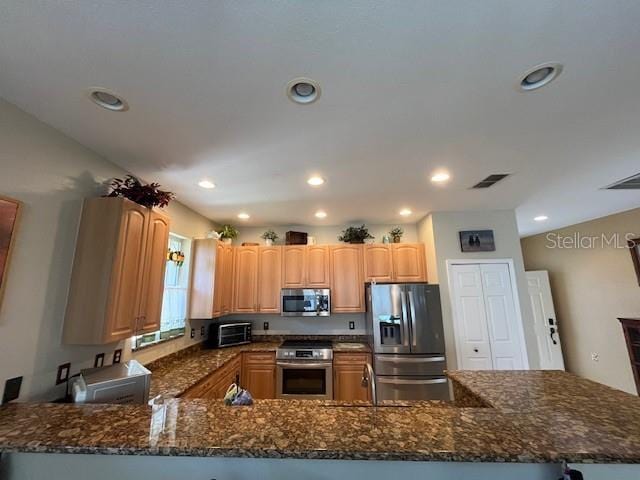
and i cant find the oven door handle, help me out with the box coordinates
[276,361,332,368]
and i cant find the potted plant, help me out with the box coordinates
[338,225,374,244]
[389,226,404,243]
[218,224,238,244]
[105,175,175,208]
[261,229,278,246]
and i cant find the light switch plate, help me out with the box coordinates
[2,376,22,404]
[56,363,70,385]
[94,353,105,368]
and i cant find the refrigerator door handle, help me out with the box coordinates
[376,356,446,363]
[377,377,448,385]
[400,290,410,347]
[408,290,417,348]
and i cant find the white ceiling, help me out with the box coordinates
[1,1,640,236]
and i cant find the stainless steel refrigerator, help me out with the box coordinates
[365,283,449,400]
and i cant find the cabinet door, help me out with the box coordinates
[211,241,226,317]
[104,203,149,342]
[363,244,393,282]
[333,353,371,402]
[189,239,217,319]
[392,243,426,282]
[330,245,364,312]
[282,246,306,287]
[137,210,170,333]
[257,246,281,313]
[242,352,276,399]
[233,246,258,313]
[306,245,330,287]
[221,245,235,315]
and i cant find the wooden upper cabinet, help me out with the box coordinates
[363,244,394,282]
[189,238,226,319]
[330,245,365,312]
[221,244,234,315]
[257,246,281,313]
[233,246,259,313]
[137,210,170,333]
[392,243,426,282]
[282,246,306,288]
[306,245,330,287]
[63,197,170,344]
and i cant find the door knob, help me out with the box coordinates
[473,348,479,353]
[550,327,558,345]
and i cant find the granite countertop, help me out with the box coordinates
[147,341,281,398]
[2,345,640,462]
[147,339,371,399]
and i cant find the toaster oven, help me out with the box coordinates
[205,321,252,348]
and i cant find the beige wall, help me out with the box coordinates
[0,98,215,401]
[232,224,418,246]
[521,208,640,393]
[418,210,540,370]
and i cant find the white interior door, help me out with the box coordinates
[450,264,493,369]
[526,270,565,370]
[479,263,525,370]
[450,262,527,370]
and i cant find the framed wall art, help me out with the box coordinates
[0,195,21,309]
[459,229,496,252]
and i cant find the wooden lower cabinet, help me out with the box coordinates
[333,352,372,402]
[242,352,276,399]
[181,355,241,399]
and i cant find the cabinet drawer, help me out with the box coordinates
[243,352,276,365]
[333,353,371,365]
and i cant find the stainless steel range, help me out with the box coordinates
[276,340,333,400]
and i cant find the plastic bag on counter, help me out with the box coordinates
[223,383,254,406]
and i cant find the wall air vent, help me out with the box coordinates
[472,174,510,189]
[604,173,640,190]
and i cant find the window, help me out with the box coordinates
[133,233,191,349]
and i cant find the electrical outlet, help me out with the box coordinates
[56,363,70,385]
[348,321,355,330]
[94,353,105,368]
[591,352,600,362]
[200,325,205,337]
[113,349,122,364]
[263,321,269,331]
[190,328,195,339]
[2,376,23,404]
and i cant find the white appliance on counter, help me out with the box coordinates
[72,360,151,404]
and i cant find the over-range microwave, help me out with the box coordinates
[281,289,330,317]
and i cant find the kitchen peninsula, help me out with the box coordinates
[1,345,640,479]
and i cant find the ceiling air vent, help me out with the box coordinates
[604,173,640,190]
[472,174,510,189]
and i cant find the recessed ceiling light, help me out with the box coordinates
[534,215,549,222]
[87,87,129,111]
[315,210,327,219]
[431,171,450,183]
[519,63,563,91]
[237,212,250,220]
[198,180,216,189]
[307,176,325,186]
[287,77,320,104]
[399,208,412,217]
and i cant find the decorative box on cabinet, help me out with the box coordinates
[63,197,170,344]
